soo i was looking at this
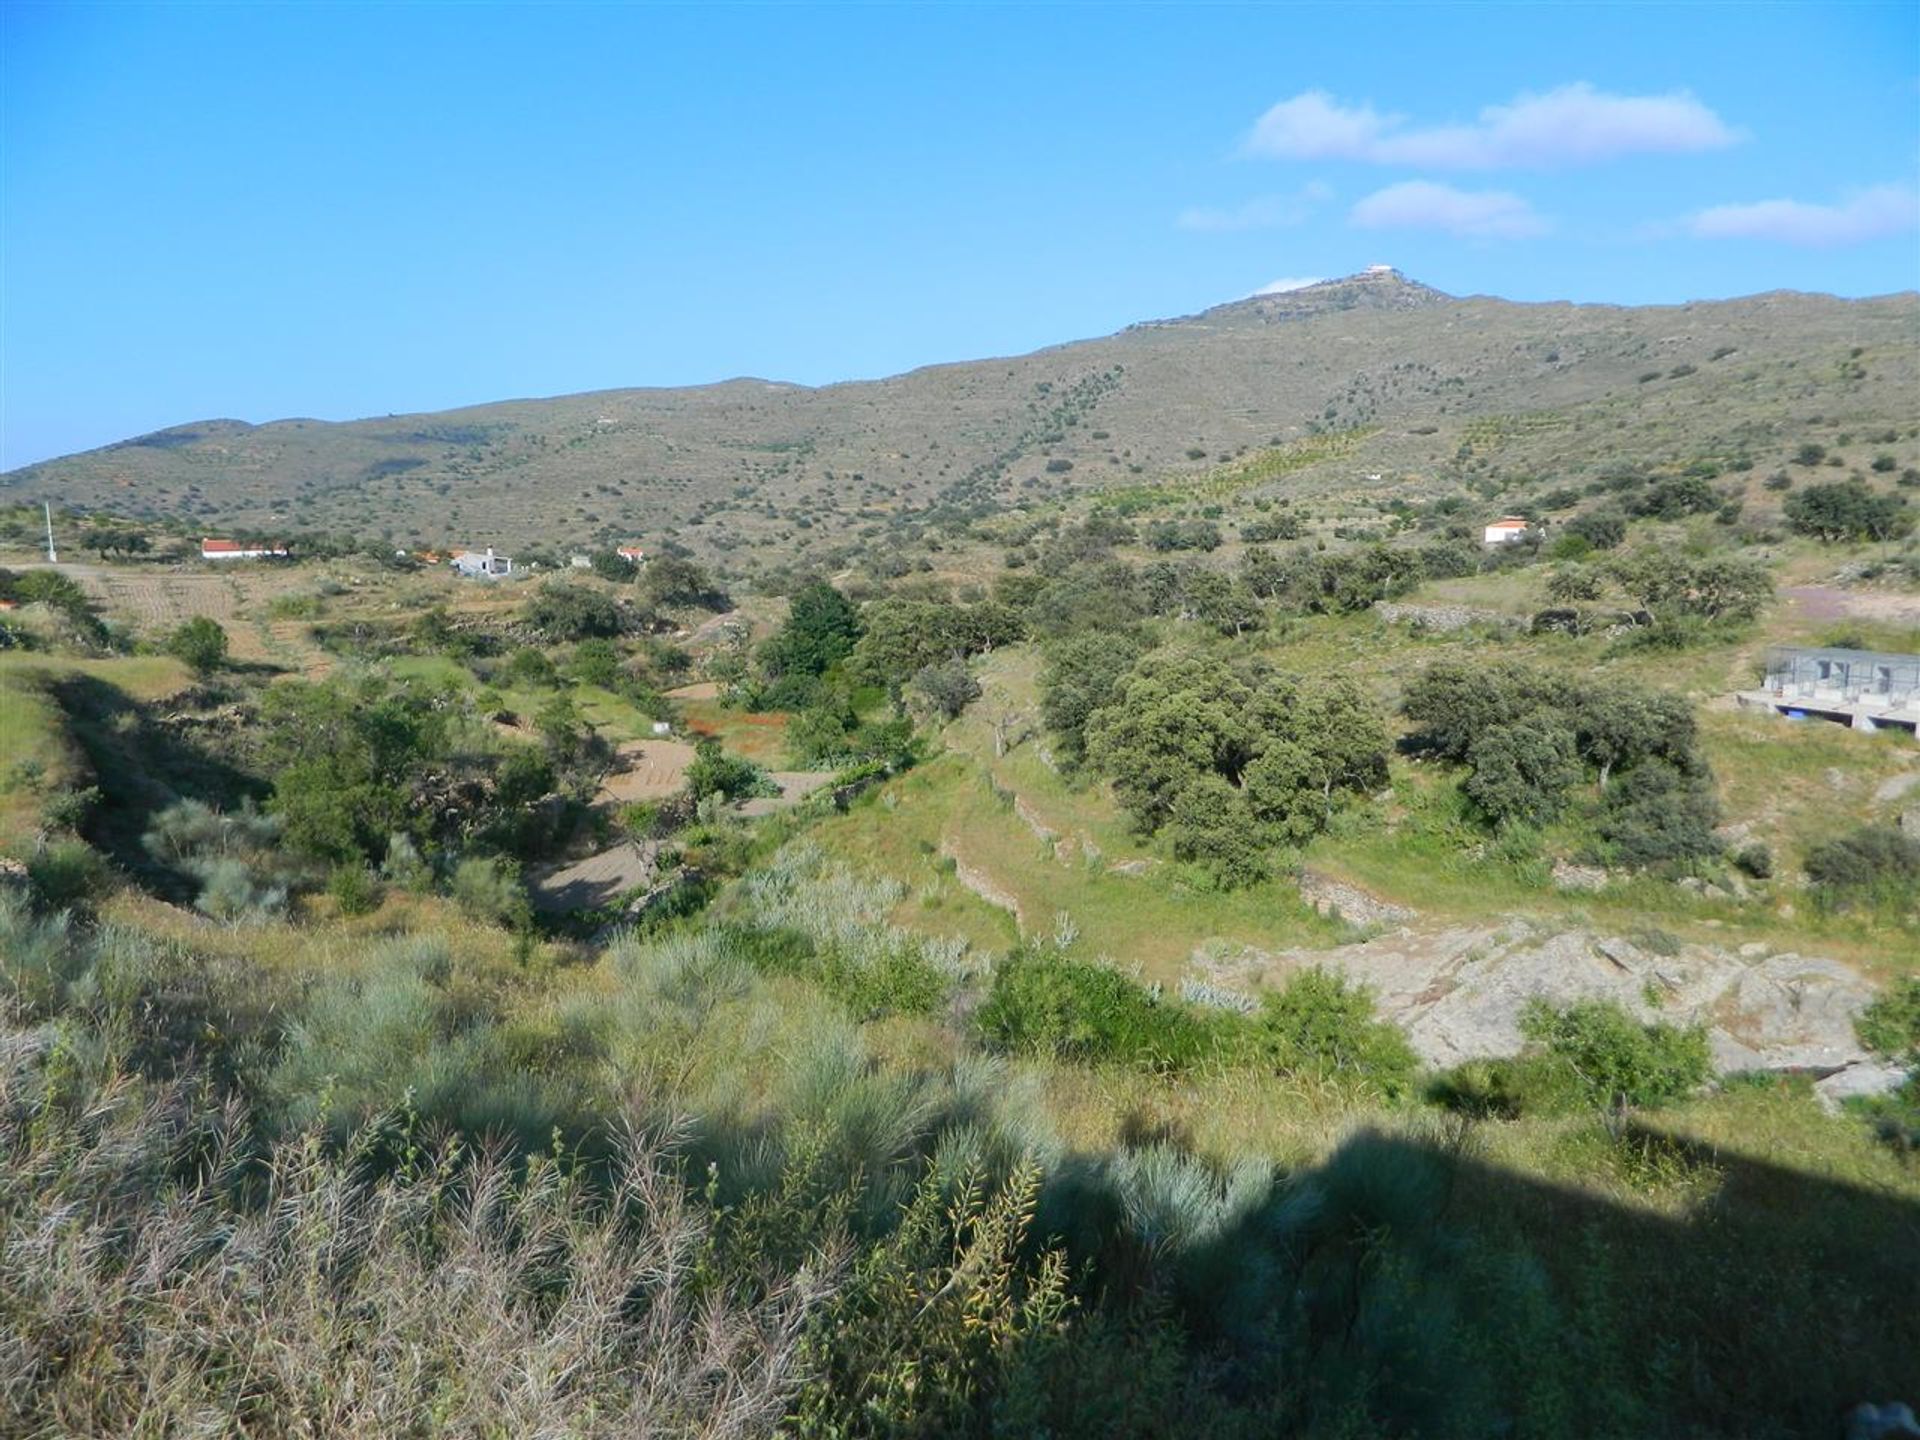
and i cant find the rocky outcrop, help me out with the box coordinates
[1375,602,1517,632]
[1297,871,1415,929]
[939,840,1023,927]
[1191,919,1890,1078]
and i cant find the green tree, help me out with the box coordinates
[1037,632,1144,763]
[1463,717,1582,826]
[1084,653,1259,833]
[1241,678,1388,844]
[760,580,861,683]
[909,657,981,721]
[166,616,229,674]
[523,583,624,640]
[1784,481,1913,542]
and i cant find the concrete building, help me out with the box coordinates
[1737,646,1920,737]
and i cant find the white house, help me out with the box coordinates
[616,545,645,565]
[201,538,289,560]
[452,547,514,579]
[1482,517,1531,545]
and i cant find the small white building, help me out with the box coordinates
[202,538,289,560]
[616,545,645,565]
[568,554,593,569]
[452,547,514,579]
[1482,517,1531,545]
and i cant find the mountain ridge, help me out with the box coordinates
[7,272,1916,563]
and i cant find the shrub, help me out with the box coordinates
[501,646,559,687]
[25,841,111,910]
[1856,978,1920,1065]
[523,583,624,639]
[1594,760,1722,869]
[144,799,302,919]
[165,615,229,673]
[1805,826,1920,912]
[328,861,381,916]
[449,855,532,929]
[1784,481,1913,542]
[1233,968,1418,1096]
[1518,998,1711,1109]
[1733,842,1774,879]
[976,945,1213,1072]
[1563,511,1626,550]
[686,738,772,802]
[0,1047,825,1437]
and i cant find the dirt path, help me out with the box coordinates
[528,840,660,912]
[1784,585,1920,626]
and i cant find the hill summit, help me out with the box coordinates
[3,276,1914,564]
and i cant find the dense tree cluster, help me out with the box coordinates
[1402,660,1719,865]
[1784,480,1913,542]
[1048,649,1387,885]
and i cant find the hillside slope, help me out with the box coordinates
[7,271,1916,560]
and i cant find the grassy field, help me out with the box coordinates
[0,654,193,851]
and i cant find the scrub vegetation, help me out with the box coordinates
[2,273,1918,1435]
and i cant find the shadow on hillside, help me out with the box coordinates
[53,673,266,899]
[1106,1121,1920,1439]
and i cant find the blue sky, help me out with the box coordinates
[4,2,1916,467]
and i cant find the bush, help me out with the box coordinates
[1563,511,1627,550]
[523,583,624,640]
[144,799,302,919]
[976,945,1214,1072]
[686,738,772,802]
[1233,968,1418,1097]
[1805,826,1920,913]
[0,1047,824,1437]
[26,841,111,910]
[1784,481,1913,542]
[1518,998,1711,1109]
[1856,978,1920,1065]
[449,855,532,930]
[1593,760,1722,869]
[165,616,229,673]
[328,862,381,916]
[1733,842,1774,880]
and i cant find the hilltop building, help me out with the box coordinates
[201,538,289,560]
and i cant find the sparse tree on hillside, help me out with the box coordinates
[166,616,229,674]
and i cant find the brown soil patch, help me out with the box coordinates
[598,740,698,804]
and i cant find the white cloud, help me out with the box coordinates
[1178,182,1330,232]
[1685,182,1919,247]
[1253,276,1324,295]
[1247,83,1737,169]
[1349,181,1547,239]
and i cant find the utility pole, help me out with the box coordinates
[43,502,56,564]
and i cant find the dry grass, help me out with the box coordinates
[0,1028,835,1439]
